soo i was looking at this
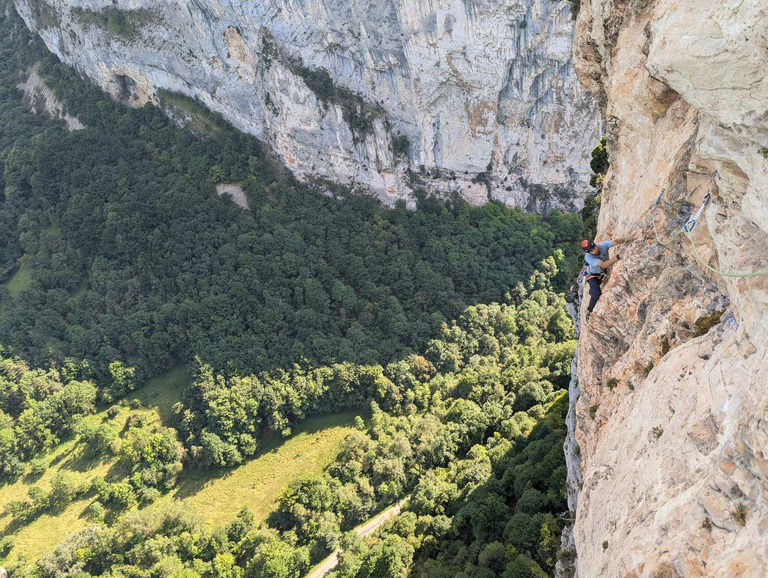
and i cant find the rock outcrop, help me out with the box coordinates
[571,0,768,575]
[15,0,599,209]
[17,66,85,130]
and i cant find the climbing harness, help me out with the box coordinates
[648,187,768,278]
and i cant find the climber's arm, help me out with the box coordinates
[597,256,621,268]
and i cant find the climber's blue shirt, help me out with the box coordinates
[584,240,613,274]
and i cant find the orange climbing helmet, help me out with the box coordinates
[581,240,596,252]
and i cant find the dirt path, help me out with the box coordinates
[305,498,408,578]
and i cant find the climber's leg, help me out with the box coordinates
[587,276,602,312]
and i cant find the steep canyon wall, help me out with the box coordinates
[571,0,768,575]
[15,0,599,209]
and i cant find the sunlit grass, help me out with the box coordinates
[133,364,188,425]
[4,256,32,298]
[2,223,58,304]
[166,412,357,527]
[0,364,358,565]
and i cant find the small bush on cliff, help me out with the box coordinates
[558,547,577,577]
[392,134,410,160]
[640,361,654,378]
[693,310,724,337]
[28,0,61,29]
[589,137,609,187]
[72,7,158,40]
[290,59,381,138]
[731,503,748,527]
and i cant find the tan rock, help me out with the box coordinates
[16,66,85,130]
[215,183,249,211]
[571,0,768,575]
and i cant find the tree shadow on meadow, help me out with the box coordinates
[170,410,361,502]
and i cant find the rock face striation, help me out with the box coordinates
[571,0,768,575]
[15,0,599,209]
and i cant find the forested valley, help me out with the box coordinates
[1,1,584,575]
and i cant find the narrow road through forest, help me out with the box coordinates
[305,497,408,578]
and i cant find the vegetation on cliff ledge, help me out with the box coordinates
[71,7,159,40]
[288,57,384,139]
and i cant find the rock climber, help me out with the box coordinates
[581,236,634,321]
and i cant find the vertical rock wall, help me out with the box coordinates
[571,0,768,575]
[15,0,599,209]
[556,299,583,578]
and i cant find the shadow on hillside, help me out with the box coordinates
[61,448,113,473]
[411,395,570,575]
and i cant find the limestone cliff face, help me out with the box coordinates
[571,0,768,575]
[15,0,598,209]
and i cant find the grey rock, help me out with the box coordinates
[15,0,599,209]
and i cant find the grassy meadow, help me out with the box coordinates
[3,257,32,299]
[0,365,358,565]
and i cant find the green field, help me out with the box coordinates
[44,221,61,236]
[133,363,188,425]
[2,222,59,302]
[165,412,358,527]
[0,365,358,565]
[4,256,32,298]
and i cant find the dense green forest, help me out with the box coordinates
[0,0,582,575]
[3,279,574,577]
[0,6,580,381]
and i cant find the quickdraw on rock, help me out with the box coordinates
[647,187,768,279]
[650,188,684,246]
[683,193,710,233]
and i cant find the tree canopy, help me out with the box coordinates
[0,2,581,574]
